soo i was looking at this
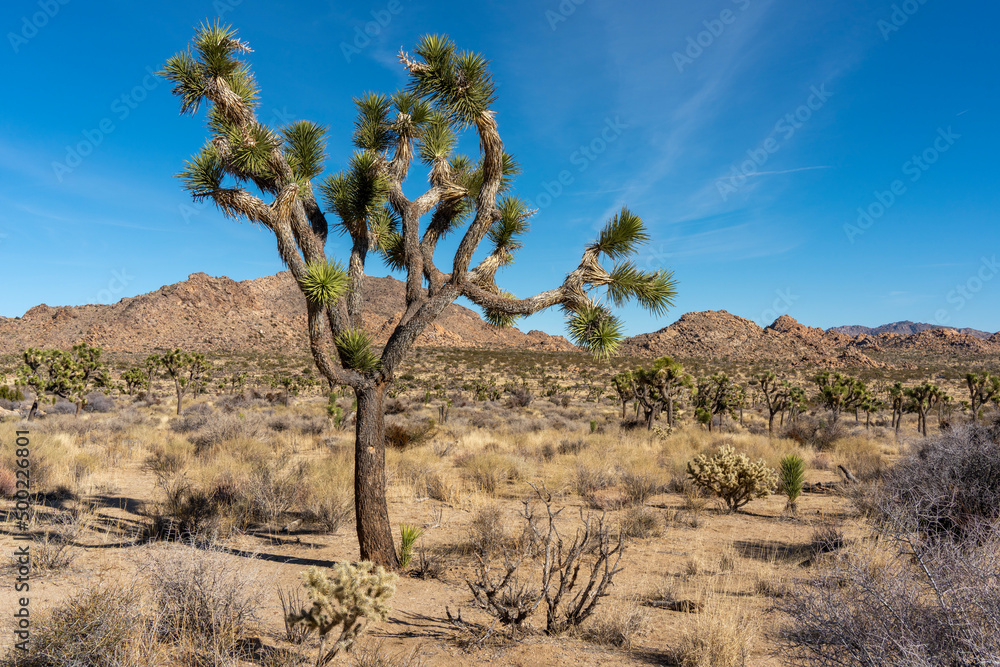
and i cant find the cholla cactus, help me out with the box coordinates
[687,445,778,513]
[288,561,398,665]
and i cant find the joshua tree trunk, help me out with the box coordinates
[354,383,399,569]
[174,380,184,415]
[768,412,776,435]
[666,397,674,428]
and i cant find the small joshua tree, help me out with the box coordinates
[779,453,805,513]
[287,562,397,666]
[162,25,677,568]
[161,348,211,415]
[120,367,148,396]
[687,445,778,513]
[966,371,1000,423]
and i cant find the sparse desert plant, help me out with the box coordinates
[287,562,398,665]
[674,600,756,667]
[0,581,157,667]
[779,453,805,512]
[619,505,661,539]
[384,419,436,451]
[620,469,660,506]
[580,600,647,649]
[397,523,424,569]
[145,542,265,659]
[687,445,778,513]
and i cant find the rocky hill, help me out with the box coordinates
[0,272,576,358]
[829,321,992,340]
[3,273,997,371]
[620,311,999,369]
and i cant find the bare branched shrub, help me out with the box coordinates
[1,581,158,666]
[782,423,1000,666]
[145,542,265,659]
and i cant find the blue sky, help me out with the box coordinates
[2,0,999,337]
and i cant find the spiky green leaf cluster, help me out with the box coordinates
[407,35,497,127]
[299,260,350,306]
[334,329,380,372]
[159,20,258,116]
[319,152,390,238]
[605,262,677,316]
[179,144,225,197]
[567,304,624,360]
[282,121,328,182]
[591,208,649,259]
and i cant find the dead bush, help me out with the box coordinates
[0,581,157,666]
[385,420,436,451]
[144,542,265,659]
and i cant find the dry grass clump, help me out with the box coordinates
[672,598,757,667]
[457,451,526,495]
[182,410,269,453]
[619,506,661,539]
[579,599,647,649]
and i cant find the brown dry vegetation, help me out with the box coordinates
[0,349,996,666]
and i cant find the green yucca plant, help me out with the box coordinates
[398,524,425,569]
[779,454,806,512]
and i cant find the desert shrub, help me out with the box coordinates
[687,445,778,513]
[467,504,509,556]
[287,562,398,665]
[580,601,647,649]
[104,408,148,433]
[82,391,115,413]
[144,481,238,542]
[465,491,626,636]
[620,469,660,506]
[458,451,525,494]
[187,411,268,452]
[384,419,436,450]
[873,424,1000,541]
[809,525,845,557]
[574,463,617,497]
[619,506,661,539]
[145,543,265,659]
[558,438,587,455]
[782,534,1000,667]
[169,402,215,433]
[47,400,77,415]
[0,581,156,667]
[674,602,756,667]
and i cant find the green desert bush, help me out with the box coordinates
[687,445,778,513]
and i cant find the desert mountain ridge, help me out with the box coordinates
[828,321,993,340]
[1,272,997,368]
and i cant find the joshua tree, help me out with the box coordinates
[120,366,148,396]
[610,370,636,420]
[693,373,735,432]
[755,371,791,435]
[142,354,161,399]
[887,381,905,435]
[161,25,676,568]
[16,344,109,418]
[814,371,866,423]
[905,382,945,436]
[160,348,211,415]
[966,372,1000,423]
[649,356,691,428]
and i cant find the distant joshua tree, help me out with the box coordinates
[966,372,1000,423]
[161,24,676,567]
[16,343,109,418]
[160,348,211,415]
